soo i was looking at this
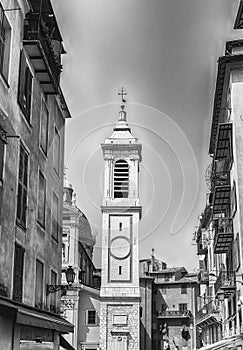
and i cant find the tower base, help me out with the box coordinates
[100,297,140,350]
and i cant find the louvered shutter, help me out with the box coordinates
[199,260,204,270]
[18,50,26,113]
[0,139,4,211]
[13,244,24,302]
[25,66,32,121]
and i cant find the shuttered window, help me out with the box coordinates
[18,50,33,123]
[16,143,28,229]
[50,270,57,313]
[0,4,11,81]
[53,127,60,175]
[35,260,44,309]
[13,243,25,302]
[37,171,46,228]
[114,160,129,198]
[40,100,49,154]
[181,284,187,294]
[52,191,59,241]
[86,310,97,325]
[0,134,5,213]
[179,303,187,312]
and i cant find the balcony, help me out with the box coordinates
[211,159,231,215]
[157,310,192,319]
[200,205,212,230]
[198,271,209,285]
[196,229,208,255]
[196,300,222,326]
[213,218,234,254]
[23,12,64,94]
[215,271,236,299]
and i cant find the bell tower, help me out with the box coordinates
[99,89,142,350]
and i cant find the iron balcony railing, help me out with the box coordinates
[214,271,236,296]
[200,205,212,230]
[211,159,231,214]
[23,13,62,88]
[213,218,234,254]
[198,271,209,284]
[157,310,193,318]
[196,300,222,324]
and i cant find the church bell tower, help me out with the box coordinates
[99,89,142,350]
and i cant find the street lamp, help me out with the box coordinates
[46,266,75,295]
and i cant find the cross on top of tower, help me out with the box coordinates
[118,87,127,104]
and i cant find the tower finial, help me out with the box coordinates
[118,87,127,122]
[118,87,127,105]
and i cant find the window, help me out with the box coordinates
[179,303,187,312]
[0,130,6,213]
[35,260,44,309]
[86,310,97,325]
[53,127,60,175]
[40,99,49,154]
[13,243,25,302]
[0,4,11,82]
[18,50,33,123]
[17,143,28,228]
[161,287,167,295]
[119,266,122,275]
[119,222,122,231]
[52,191,59,240]
[114,160,129,198]
[50,270,57,313]
[161,304,167,312]
[181,284,187,294]
[37,171,46,228]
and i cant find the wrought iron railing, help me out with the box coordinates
[211,159,231,189]
[24,13,62,85]
[214,271,236,294]
[157,310,192,318]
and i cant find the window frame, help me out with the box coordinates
[86,310,97,326]
[0,132,6,214]
[53,126,60,176]
[16,142,29,229]
[161,286,167,295]
[39,98,49,155]
[181,284,187,294]
[113,159,129,198]
[35,259,44,309]
[12,243,25,302]
[37,170,46,229]
[18,50,33,124]
[51,190,59,241]
[50,269,57,313]
[0,4,11,83]
[179,303,188,312]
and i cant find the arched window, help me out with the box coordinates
[114,160,129,198]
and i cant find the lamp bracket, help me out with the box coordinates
[46,284,68,295]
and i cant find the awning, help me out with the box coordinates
[200,334,243,350]
[0,297,18,316]
[0,295,73,334]
[16,306,73,334]
[60,336,75,350]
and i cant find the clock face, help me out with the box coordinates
[110,236,131,260]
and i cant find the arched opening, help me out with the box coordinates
[114,160,129,198]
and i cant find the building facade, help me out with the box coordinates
[0,0,73,349]
[140,253,199,350]
[61,175,99,350]
[195,2,243,348]
[99,101,142,350]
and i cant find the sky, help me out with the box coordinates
[52,0,241,270]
